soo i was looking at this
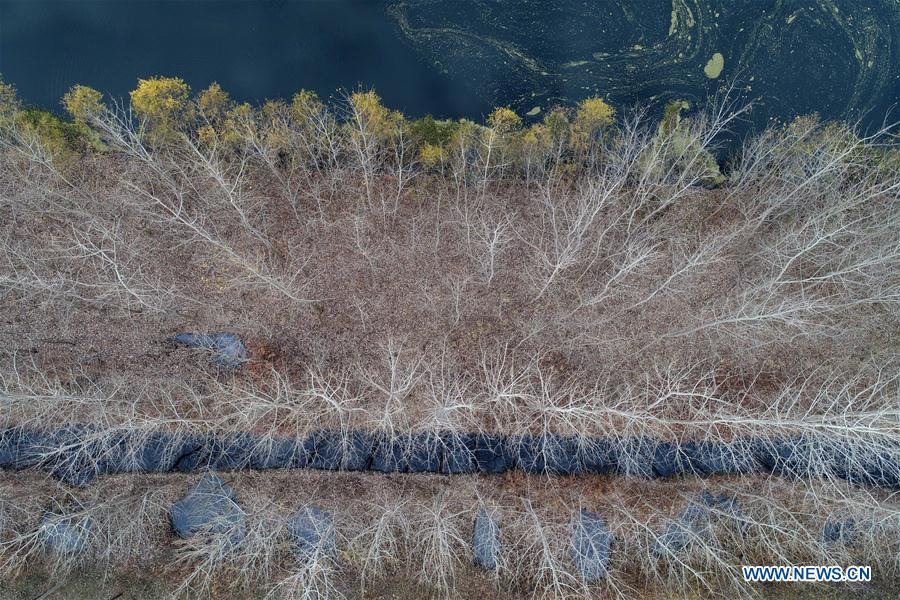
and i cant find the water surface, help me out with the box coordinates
[1,0,897,135]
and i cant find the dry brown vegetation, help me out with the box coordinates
[0,470,897,599]
[0,79,898,598]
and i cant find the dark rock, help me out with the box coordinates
[39,427,104,486]
[441,432,476,474]
[287,505,335,562]
[170,475,246,545]
[171,332,249,368]
[653,501,712,557]
[856,450,900,490]
[616,437,655,478]
[579,437,618,474]
[172,435,211,472]
[0,428,49,470]
[250,437,299,470]
[822,519,857,545]
[341,431,375,471]
[651,442,686,478]
[12,429,51,469]
[213,433,256,471]
[94,429,136,474]
[302,430,342,470]
[515,435,546,474]
[753,437,812,478]
[407,432,442,473]
[371,434,404,473]
[571,509,612,581]
[472,507,500,570]
[544,435,583,475]
[39,512,92,554]
[174,434,256,473]
[135,431,186,472]
[653,491,744,556]
[681,440,760,475]
[0,428,16,468]
[702,490,748,534]
[653,518,696,556]
[472,434,512,474]
[824,440,865,483]
[372,432,441,473]
[823,441,900,489]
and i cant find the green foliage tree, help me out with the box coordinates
[409,114,459,148]
[409,114,460,170]
[17,108,88,165]
[644,99,724,187]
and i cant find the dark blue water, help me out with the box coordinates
[1,0,898,133]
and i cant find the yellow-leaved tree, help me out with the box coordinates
[194,82,233,146]
[519,122,552,181]
[62,84,106,150]
[572,96,616,149]
[62,84,104,124]
[487,106,522,134]
[0,77,20,125]
[221,101,254,149]
[349,90,403,140]
[291,89,324,125]
[130,76,191,144]
[196,82,230,126]
[347,90,406,206]
[480,107,522,182]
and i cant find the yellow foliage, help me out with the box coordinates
[488,106,522,133]
[262,99,289,122]
[543,106,571,143]
[644,100,724,186]
[659,99,690,136]
[291,89,323,123]
[17,108,87,167]
[521,123,551,150]
[0,77,20,122]
[350,90,403,138]
[448,118,479,152]
[197,124,217,147]
[130,76,191,143]
[221,102,253,147]
[62,84,104,124]
[260,100,293,151]
[196,82,230,124]
[573,96,616,148]
[131,76,190,119]
[418,142,445,167]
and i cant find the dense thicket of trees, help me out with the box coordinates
[0,74,897,599]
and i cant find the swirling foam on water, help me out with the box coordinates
[387,0,898,133]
